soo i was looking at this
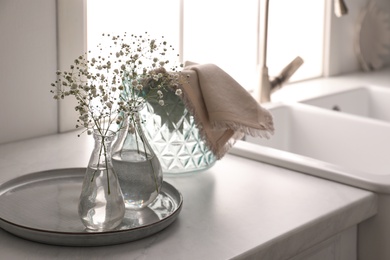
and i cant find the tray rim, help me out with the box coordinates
[0,167,183,246]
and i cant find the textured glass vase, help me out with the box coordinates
[141,89,216,175]
[112,109,163,210]
[78,130,125,231]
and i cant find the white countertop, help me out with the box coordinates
[0,129,377,259]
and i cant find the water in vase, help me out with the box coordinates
[78,166,125,231]
[112,149,163,210]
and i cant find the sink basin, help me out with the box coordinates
[228,75,390,260]
[231,102,390,193]
[301,85,390,123]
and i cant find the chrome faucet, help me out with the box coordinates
[256,0,304,103]
[256,0,348,103]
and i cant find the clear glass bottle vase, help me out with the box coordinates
[112,110,163,210]
[78,130,125,231]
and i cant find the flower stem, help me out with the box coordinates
[136,117,159,193]
[101,137,111,195]
[91,135,104,183]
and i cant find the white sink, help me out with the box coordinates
[230,102,390,193]
[301,85,390,123]
[229,76,390,260]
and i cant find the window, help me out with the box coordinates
[87,0,326,90]
[87,0,180,52]
[182,0,259,88]
[267,0,325,82]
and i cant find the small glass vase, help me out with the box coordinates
[112,108,163,210]
[78,130,125,231]
[141,88,216,175]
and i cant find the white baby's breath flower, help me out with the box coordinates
[51,32,185,138]
[175,89,182,96]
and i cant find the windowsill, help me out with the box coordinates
[269,66,390,103]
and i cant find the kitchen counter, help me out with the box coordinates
[0,130,377,259]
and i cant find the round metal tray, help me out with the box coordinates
[0,168,183,246]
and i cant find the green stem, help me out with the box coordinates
[130,116,141,155]
[91,134,104,183]
[89,122,111,196]
[101,137,111,195]
[135,117,159,193]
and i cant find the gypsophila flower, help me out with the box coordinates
[175,89,182,96]
[50,32,186,137]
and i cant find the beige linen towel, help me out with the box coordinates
[179,62,274,159]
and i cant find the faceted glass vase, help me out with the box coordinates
[112,112,163,210]
[141,89,216,175]
[78,130,125,231]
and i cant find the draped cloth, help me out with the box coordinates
[178,62,274,159]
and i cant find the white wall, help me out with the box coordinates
[325,0,390,76]
[0,0,58,144]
